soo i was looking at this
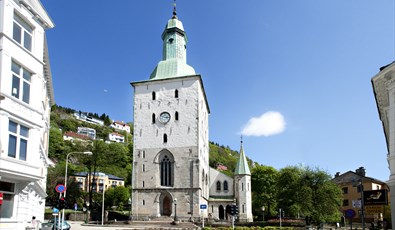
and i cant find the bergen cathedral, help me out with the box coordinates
[130,6,253,222]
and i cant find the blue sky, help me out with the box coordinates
[41,1,394,181]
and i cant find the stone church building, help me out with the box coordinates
[131,8,253,222]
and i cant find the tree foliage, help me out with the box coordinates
[105,186,130,210]
[276,166,342,224]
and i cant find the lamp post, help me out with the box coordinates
[359,182,365,230]
[174,198,178,222]
[128,198,132,220]
[261,206,265,222]
[62,151,92,230]
[101,188,105,225]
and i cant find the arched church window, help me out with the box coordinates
[216,181,221,191]
[223,180,228,191]
[175,89,179,98]
[152,113,156,124]
[175,111,179,121]
[160,155,173,186]
[152,91,156,100]
[206,174,208,185]
[163,134,168,143]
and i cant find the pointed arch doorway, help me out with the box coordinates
[160,193,172,216]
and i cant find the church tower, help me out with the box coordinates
[234,140,253,222]
[131,5,210,220]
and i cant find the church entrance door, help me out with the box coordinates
[162,195,172,216]
[219,205,224,220]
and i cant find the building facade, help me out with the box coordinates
[332,167,389,224]
[0,0,54,229]
[73,172,124,193]
[131,8,252,222]
[372,61,395,229]
[110,120,131,133]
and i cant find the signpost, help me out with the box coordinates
[200,204,207,228]
[74,203,78,221]
[0,192,3,205]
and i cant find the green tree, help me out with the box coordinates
[48,127,65,158]
[251,165,279,219]
[105,186,130,210]
[276,166,342,224]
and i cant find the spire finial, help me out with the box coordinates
[172,0,177,19]
[241,135,243,145]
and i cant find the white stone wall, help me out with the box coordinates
[131,75,210,220]
[209,167,234,196]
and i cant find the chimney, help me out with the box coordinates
[355,167,366,177]
[335,172,340,178]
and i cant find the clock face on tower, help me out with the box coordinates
[159,112,171,124]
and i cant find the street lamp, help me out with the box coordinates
[261,206,265,222]
[62,151,92,230]
[128,198,132,220]
[174,198,178,222]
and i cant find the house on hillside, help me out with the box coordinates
[77,126,96,139]
[110,120,131,133]
[108,132,125,143]
[74,112,104,126]
[63,131,91,143]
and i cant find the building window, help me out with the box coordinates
[0,182,15,218]
[175,89,179,98]
[342,187,348,194]
[175,111,179,121]
[343,199,349,206]
[242,204,245,213]
[242,182,244,191]
[143,200,145,205]
[160,154,173,186]
[357,185,362,193]
[142,181,145,187]
[13,14,33,51]
[8,120,29,161]
[163,134,168,143]
[142,164,145,172]
[143,151,145,158]
[152,92,156,100]
[152,113,156,124]
[11,61,31,103]
[223,181,228,191]
[216,181,221,191]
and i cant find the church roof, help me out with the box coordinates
[234,140,251,175]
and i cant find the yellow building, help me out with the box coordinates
[332,167,389,223]
[73,172,125,193]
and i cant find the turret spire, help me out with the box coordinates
[172,0,177,19]
[235,137,251,175]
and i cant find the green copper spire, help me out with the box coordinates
[234,138,251,175]
[149,2,196,80]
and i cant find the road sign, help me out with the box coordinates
[55,184,66,193]
[364,189,388,205]
[52,207,59,213]
[345,209,356,218]
[365,206,384,215]
[0,192,3,205]
[74,203,78,211]
[352,200,361,208]
[200,204,207,209]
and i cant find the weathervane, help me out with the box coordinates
[172,0,177,19]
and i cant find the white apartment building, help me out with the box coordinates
[77,126,96,139]
[110,120,131,133]
[0,0,54,229]
[108,132,124,143]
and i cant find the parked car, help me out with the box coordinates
[47,219,71,230]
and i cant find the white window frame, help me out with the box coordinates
[11,61,31,104]
[13,14,33,51]
[8,120,29,161]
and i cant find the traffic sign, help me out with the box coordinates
[74,203,78,211]
[52,207,59,213]
[55,184,66,193]
[345,209,356,218]
[200,204,207,209]
[0,192,3,205]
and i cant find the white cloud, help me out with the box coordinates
[241,111,286,137]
